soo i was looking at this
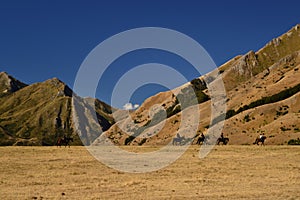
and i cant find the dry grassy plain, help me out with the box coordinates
[0,145,299,200]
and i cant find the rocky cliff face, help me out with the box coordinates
[220,24,300,91]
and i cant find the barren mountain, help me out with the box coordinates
[93,24,300,146]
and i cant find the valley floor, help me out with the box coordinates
[0,145,299,199]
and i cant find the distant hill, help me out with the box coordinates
[0,76,115,146]
[93,24,300,146]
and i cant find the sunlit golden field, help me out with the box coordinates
[0,145,299,199]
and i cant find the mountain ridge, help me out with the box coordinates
[0,74,115,146]
[1,24,300,146]
[0,72,27,97]
[93,24,300,146]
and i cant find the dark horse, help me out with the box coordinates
[196,134,206,145]
[217,137,229,145]
[56,136,73,148]
[253,135,266,145]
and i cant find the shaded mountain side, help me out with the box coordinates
[71,95,117,145]
[0,76,115,146]
[0,72,27,97]
[93,24,300,146]
[84,97,116,125]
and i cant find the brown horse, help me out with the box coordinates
[253,135,266,145]
[56,136,73,148]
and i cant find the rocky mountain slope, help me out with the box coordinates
[93,24,300,146]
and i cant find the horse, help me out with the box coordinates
[217,137,229,145]
[56,136,73,148]
[196,135,206,145]
[253,135,266,145]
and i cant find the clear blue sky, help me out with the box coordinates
[1,0,300,108]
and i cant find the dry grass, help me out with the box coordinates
[0,146,299,200]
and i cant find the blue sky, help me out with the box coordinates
[1,0,300,108]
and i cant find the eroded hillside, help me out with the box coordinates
[93,24,300,146]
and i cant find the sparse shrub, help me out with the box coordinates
[224,83,300,120]
[280,127,291,131]
[172,119,179,124]
[288,138,300,145]
[244,114,251,122]
[138,138,147,145]
[125,135,135,145]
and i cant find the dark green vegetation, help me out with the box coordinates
[167,79,209,118]
[288,138,300,145]
[226,83,300,119]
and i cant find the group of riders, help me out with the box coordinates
[57,132,266,147]
[173,131,266,146]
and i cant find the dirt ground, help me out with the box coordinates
[0,145,299,200]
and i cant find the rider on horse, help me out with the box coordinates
[220,132,224,139]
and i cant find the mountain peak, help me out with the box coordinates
[43,77,73,97]
[0,72,27,95]
[46,77,65,85]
